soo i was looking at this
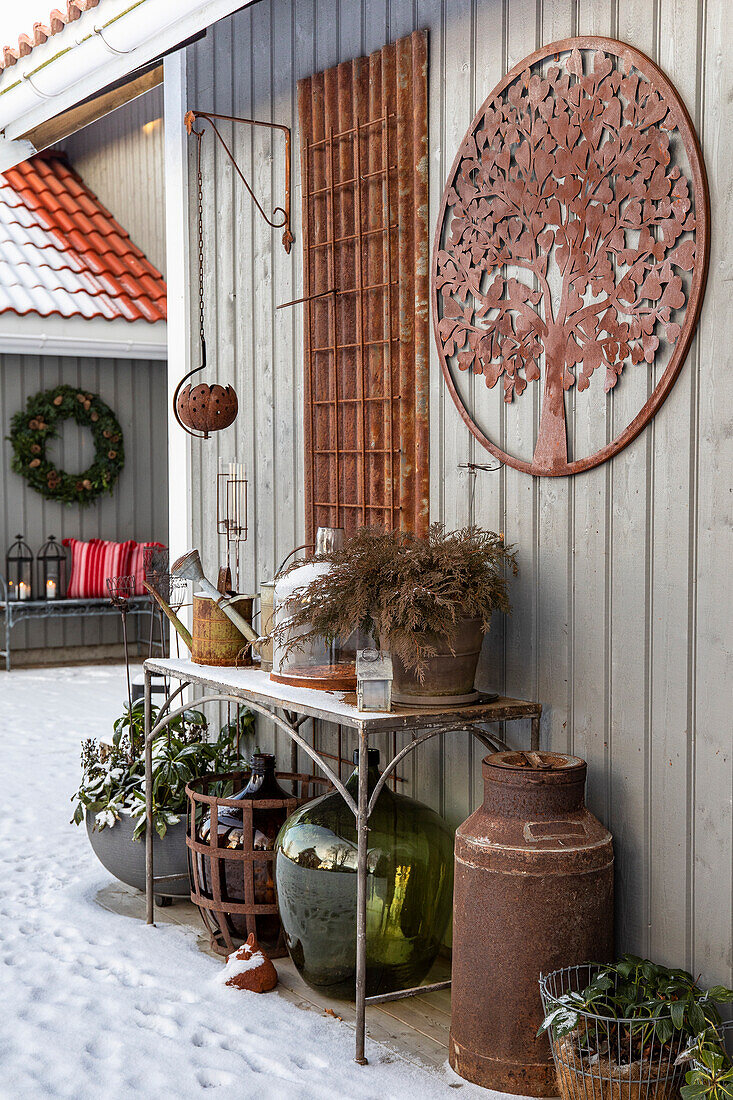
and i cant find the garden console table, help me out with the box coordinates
[143,656,542,1065]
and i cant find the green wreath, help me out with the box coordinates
[9,385,125,506]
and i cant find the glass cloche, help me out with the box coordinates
[271,527,357,690]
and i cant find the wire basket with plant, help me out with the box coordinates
[538,957,733,1100]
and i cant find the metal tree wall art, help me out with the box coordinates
[432,37,709,476]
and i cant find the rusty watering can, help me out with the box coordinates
[171,549,263,649]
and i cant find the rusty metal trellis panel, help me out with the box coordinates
[298,30,429,541]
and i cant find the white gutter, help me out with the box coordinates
[0,314,167,359]
[0,0,258,172]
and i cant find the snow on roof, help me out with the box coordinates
[0,152,166,323]
[0,2,101,75]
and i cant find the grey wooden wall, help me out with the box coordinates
[63,86,166,276]
[181,0,732,986]
[0,353,169,651]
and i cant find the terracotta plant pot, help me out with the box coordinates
[386,617,485,705]
[86,811,189,898]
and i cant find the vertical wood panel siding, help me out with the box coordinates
[63,87,166,277]
[0,354,169,651]
[182,0,732,985]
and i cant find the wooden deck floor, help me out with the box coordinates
[96,883,459,1081]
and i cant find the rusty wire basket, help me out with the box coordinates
[539,965,690,1100]
[186,769,329,957]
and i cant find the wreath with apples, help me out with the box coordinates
[9,385,125,505]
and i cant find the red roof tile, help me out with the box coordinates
[0,3,100,74]
[0,151,167,323]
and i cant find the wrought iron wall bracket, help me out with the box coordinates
[184,109,294,253]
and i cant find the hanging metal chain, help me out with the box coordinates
[195,128,207,367]
[173,112,239,440]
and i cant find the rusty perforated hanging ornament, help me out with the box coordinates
[173,123,238,439]
[432,37,710,476]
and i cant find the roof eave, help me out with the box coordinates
[0,0,259,172]
[0,312,166,359]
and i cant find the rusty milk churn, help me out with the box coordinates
[450,750,614,1095]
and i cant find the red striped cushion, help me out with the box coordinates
[62,538,137,599]
[130,541,167,595]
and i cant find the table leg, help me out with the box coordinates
[531,710,541,751]
[144,667,154,925]
[354,724,369,1065]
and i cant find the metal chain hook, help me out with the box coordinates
[196,128,206,367]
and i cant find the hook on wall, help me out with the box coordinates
[184,109,294,254]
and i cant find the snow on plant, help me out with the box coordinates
[539,955,733,1071]
[71,701,256,839]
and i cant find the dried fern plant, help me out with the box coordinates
[271,525,517,677]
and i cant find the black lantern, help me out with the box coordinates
[6,534,33,601]
[37,535,67,601]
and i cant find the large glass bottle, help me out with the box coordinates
[198,753,291,952]
[274,749,454,998]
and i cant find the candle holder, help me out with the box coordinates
[37,535,68,600]
[216,460,248,591]
[5,534,33,601]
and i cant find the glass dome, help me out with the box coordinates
[271,527,357,689]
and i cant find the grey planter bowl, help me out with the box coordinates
[86,810,190,898]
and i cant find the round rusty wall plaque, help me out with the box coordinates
[432,37,709,476]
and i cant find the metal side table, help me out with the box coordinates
[143,656,542,1065]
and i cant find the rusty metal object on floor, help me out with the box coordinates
[450,751,614,1095]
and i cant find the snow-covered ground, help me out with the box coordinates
[0,664,494,1099]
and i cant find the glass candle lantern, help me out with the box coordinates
[356,649,393,712]
[5,534,33,601]
[37,535,67,600]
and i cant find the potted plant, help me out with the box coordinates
[72,700,255,900]
[538,956,733,1100]
[271,524,517,704]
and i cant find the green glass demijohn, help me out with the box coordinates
[274,748,454,998]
